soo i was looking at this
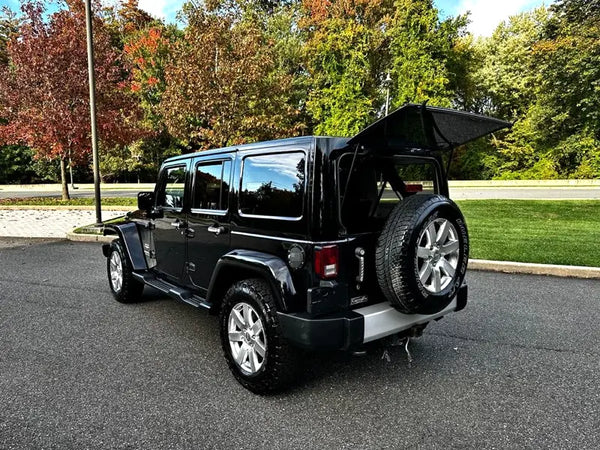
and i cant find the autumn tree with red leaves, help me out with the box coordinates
[160,4,302,150]
[0,0,142,199]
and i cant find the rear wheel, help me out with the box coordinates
[220,279,298,394]
[107,240,144,303]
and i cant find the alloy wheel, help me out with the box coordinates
[416,218,460,294]
[109,251,123,293]
[227,302,267,375]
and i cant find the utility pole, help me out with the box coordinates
[85,0,102,225]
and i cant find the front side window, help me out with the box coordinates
[239,152,305,219]
[157,165,186,209]
[192,160,231,211]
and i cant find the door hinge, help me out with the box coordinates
[185,262,196,273]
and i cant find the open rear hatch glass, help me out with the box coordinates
[348,103,512,152]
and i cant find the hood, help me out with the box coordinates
[348,103,512,152]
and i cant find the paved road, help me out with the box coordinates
[1,240,598,448]
[2,186,600,200]
[448,187,600,200]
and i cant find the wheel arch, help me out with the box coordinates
[207,250,297,315]
[101,222,148,271]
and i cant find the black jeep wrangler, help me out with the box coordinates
[102,104,509,393]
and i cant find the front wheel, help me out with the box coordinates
[220,279,298,394]
[107,240,144,303]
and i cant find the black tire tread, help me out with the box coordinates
[375,194,468,314]
[107,239,144,304]
[220,278,298,394]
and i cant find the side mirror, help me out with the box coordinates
[137,191,155,212]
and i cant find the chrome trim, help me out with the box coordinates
[238,212,304,221]
[231,230,349,245]
[356,299,457,343]
[189,208,227,216]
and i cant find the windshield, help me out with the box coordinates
[337,154,440,233]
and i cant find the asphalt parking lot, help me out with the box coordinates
[1,240,598,449]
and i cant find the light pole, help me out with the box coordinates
[85,0,102,225]
[383,73,392,116]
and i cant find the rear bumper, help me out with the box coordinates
[278,284,467,350]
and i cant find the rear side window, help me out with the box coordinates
[239,152,305,219]
[192,160,231,211]
[157,165,186,209]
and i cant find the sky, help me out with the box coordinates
[141,0,555,36]
[1,0,553,37]
[435,0,553,36]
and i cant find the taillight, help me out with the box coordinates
[314,245,339,279]
[405,184,423,193]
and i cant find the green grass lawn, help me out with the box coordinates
[3,196,598,267]
[0,197,136,207]
[457,200,600,267]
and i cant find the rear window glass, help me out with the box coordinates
[338,155,438,232]
[239,152,305,219]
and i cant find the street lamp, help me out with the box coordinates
[383,73,392,116]
[85,0,102,225]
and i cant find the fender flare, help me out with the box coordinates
[101,222,148,271]
[207,250,297,313]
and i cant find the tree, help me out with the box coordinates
[301,0,392,136]
[160,4,301,149]
[0,1,142,199]
[388,0,467,108]
[477,8,550,121]
[528,0,600,177]
[0,7,20,66]
[300,0,393,136]
[456,9,551,180]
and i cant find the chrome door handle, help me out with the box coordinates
[208,225,226,236]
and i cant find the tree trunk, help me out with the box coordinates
[60,157,70,200]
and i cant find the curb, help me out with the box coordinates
[469,259,600,279]
[66,231,115,243]
[63,231,600,279]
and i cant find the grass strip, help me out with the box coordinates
[66,198,599,267]
[0,196,136,207]
[457,200,600,267]
[73,215,129,235]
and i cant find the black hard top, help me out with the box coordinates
[163,136,351,165]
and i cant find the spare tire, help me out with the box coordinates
[375,194,469,314]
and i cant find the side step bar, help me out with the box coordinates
[132,272,211,310]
